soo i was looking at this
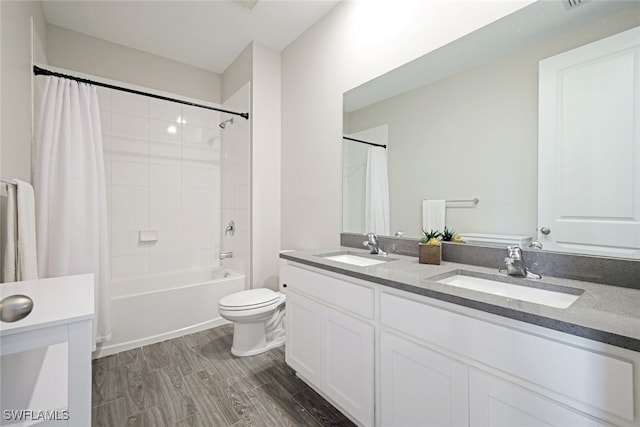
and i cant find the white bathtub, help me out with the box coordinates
[93,268,245,358]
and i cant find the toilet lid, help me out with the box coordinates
[219,288,280,310]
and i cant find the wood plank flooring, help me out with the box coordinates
[92,324,356,426]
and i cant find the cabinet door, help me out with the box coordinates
[324,308,374,427]
[285,291,322,384]
[381,332,469,427]
[469,368,606,427]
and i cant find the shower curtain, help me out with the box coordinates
[34,76,111,344]
[365,146,390,236]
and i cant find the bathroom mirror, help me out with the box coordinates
[342,0,640,259]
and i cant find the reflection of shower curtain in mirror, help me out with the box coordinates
[34,76,111,344]
[365,146,390,235]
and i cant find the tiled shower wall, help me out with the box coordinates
[98,88,224,281]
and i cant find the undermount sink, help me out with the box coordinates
[433,270,583,309]
[318,251,397,267]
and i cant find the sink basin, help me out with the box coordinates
[433,271,583,309]
[318,251,396,267]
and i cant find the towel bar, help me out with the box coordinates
[422,198,479,206]
[1,177,18,185]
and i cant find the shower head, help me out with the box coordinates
[219,118,234,129]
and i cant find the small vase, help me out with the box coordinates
[419,244,441,265]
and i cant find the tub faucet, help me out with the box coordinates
[504,246,541,279]
[219,251,233,260]
[363,233,387,255]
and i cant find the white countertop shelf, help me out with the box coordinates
[1,274,94,337]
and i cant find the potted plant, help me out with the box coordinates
[441,226,464,243]
[419,229,441,264]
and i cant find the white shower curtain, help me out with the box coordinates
[34,76,111,344]
[365,146,390,236]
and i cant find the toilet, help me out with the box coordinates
[218,288,286,356]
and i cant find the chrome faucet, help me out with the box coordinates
[219,251,233,260]
[503,246,541,279]
[529,240,543,250]
[225,220,235,236]
[363,233,387,255]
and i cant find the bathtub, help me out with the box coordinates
[93,268,245,358]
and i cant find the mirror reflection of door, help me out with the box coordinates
[538,26,640,258]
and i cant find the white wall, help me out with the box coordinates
[0,0,47,283]
[280,0,536,249]
[222,43,253,103]
[250,43,281,290]
[221,84,252,283]
[46,25,222,103]
[221,42,281,290]
[0,0,47,183]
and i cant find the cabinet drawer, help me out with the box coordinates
[282,263,374,319]
[381,293,635,421]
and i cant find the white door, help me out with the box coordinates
[380,332,469,427]
[538,26,640,258]
[469,368,606,427]
[324,309,374,427]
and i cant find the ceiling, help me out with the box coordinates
[42,0,342,74]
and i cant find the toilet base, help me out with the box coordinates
[230,321,285,357]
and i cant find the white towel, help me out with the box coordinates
[3,183,17,282]
[422,199,446,233]
[2,180,38,282]
[16,180,38,280]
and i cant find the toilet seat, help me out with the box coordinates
[218,288,286,356]
[219,288,281,311]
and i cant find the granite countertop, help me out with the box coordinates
[280,248,640,353]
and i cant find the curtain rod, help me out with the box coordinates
[33,65,249,120]
[343,136,386,149]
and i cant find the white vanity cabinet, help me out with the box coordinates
[381,291,637,427]
[281,262,375,426]
[380,331,469,426]
[0,274,94,427]
[468,368,607,427]
[281,258,640,427]
[286,291,323,383]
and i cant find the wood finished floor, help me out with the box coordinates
[92,324,356,426]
